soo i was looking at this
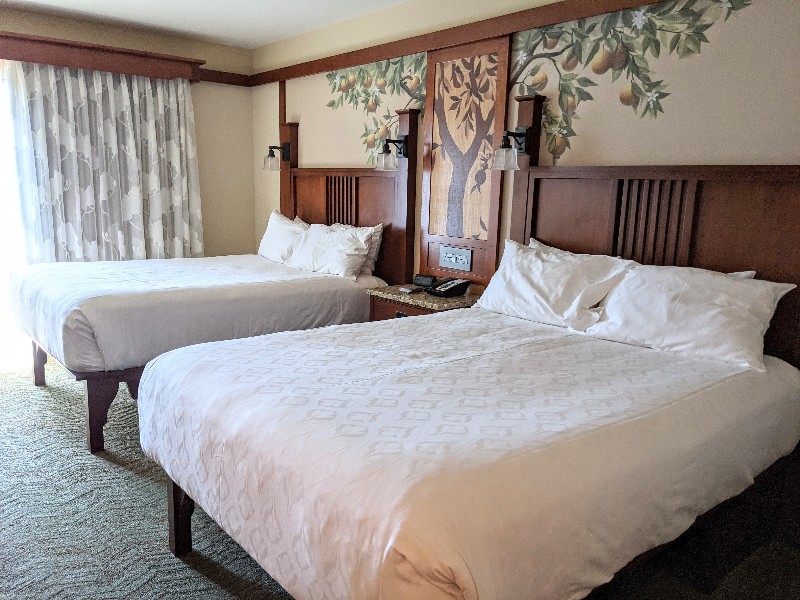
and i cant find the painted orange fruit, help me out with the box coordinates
[611,45,629,70]
[347,74,357,89]
[338,78,348,92]
[591,49,613,75]
[544,35,559,49]
[407,75,421,91]
[551,135,567,156]
[531,70,548,90]
[362,75,373,88]
[619,83,637,106]
[376,77,387,90]
[563,95,577,115]
[378,125,388,139]
[561,54,579,72]
[366,134,376,148]
[366,99,377,112]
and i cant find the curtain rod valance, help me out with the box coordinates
[0,30,205,81]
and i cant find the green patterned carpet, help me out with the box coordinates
[1,362,798,599]
[0,363,292,600]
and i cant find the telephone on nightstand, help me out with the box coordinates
[427,277,471,297]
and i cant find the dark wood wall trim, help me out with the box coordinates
[193,67,252,87]
[0,30,204,80]
[2,0,653,87]
[251,0,648,85]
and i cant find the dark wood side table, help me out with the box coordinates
[366,285,481,321]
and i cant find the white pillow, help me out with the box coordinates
[585,265,795,370]
[285,224,371,280]
[258,210,308,263]
[476,240,636,330]
[529,238,757,281]
[331,223,383,275]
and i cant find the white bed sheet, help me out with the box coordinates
[10,255,384,372]
[138,308,800,600]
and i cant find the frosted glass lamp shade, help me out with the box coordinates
[265,153,280,171]
[376,146,398,171]
[492,146,519,171]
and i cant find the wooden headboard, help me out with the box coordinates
[510,165,800,369]
[281,110,419,287]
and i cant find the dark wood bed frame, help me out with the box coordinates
[31,109,420,454]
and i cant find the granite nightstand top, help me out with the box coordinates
[366,285,481,311]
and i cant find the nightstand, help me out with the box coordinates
[366,285,481,321]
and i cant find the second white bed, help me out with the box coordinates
[138,307,800,600]
[11,254,384,372]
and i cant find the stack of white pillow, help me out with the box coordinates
[258,210,382,281]
[476,238,795,371]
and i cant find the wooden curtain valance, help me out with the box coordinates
[0,30,206,80]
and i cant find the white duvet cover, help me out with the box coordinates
[138,308,800,600]
[10,255,384,372]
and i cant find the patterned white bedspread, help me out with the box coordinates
[138,308,800,600]
[10,255,384,371]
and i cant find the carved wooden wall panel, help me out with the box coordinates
[421,38,510,285]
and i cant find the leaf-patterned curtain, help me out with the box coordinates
[8,60,203,262]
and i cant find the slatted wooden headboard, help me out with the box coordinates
[288,167,414,286]
[281,110,419,287]
[510,165,800,368]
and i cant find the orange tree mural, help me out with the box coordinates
[511,0,752,162]
[429,54,498,239]
[326,53,426,164]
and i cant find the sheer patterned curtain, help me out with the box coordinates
[6,60,204,262]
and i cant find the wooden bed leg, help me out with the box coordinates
[85,379,119,453]
[168,478,195,557]
[33,341,47,387]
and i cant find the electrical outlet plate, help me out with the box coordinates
[438,246,472,272]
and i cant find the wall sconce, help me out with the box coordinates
[491,131,527,171]
[263,143,291,172]
[376,135,408,171]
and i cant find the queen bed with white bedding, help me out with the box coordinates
[139,308,800,600]
[10,156,418,453]
[11,254,384,374]
[137,164,800,599]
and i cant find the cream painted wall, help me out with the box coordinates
[192,82,256,256]
[252,83,281,243]
[0,7,253,73]
[253,0,560,71]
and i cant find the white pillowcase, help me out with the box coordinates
[285,224,371,280]
[585,265,795,370]
[476,240,636,330]
[332,223,383,275]
[258,210,308,263]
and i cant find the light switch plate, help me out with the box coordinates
[438,246,472,272]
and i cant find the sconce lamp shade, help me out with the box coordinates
[491,133,523,171]
[376,143,398,171]
[263,145,283,171]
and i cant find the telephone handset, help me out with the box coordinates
[427,277,470,298]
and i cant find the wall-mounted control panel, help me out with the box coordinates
[438,246,473,272]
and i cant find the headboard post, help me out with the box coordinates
[394,108,420,284]
[509,95,545,245]
[279,122,299,218]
